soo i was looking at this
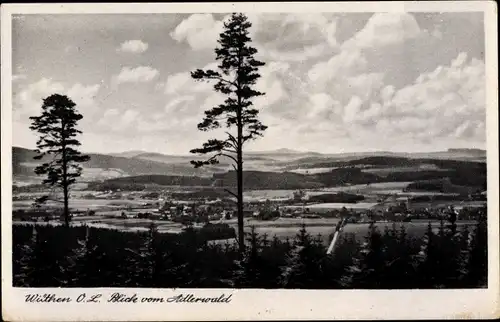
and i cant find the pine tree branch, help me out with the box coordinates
[191,69,237,87]
[220,152,238,164]
[212,76,237,87]
[225,132,238,147]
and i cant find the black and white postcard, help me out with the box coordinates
[1,2,498,321]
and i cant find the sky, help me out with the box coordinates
[11,12,486,155]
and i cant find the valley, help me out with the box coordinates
[12,146,487,243]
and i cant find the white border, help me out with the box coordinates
[2,2,499,321]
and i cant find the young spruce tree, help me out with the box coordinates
[189,13,267,254]
[30,94,90,226]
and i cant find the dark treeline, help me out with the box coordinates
[288,156,486,170]
[13,216,487,289]
[86,174,213,192]
[100,175,213,187]
[308,192,365,203]
[84,160,486,192]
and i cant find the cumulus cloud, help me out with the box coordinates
[165,13,486,152]
[171,13,339,61]
[273,46,485,151]
[114,66,159,84]
[118,40,149,53]
[130,65,221,138]
[250,13,338,61]
[37,14,486,153]
[13,78,65,122]
[170,14,225,51]
[306,93,340,120]
[341,13,423,50]
[14,80,100,116]
[12,78,102,149]
[164,71,211,95]
[95,108,145,133]
[375,52,485,143]
[308,49,368,92]
[254,62,291,109]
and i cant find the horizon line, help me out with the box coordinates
[12,144,487,157]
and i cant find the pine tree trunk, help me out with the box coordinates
[63,184,69,227]
[236,113,245,255]
[61,121,69,227]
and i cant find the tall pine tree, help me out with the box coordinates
[189,13,267,254]
[344,222,385,288]
[466,213,487,287]
[233,226,263,287]
[29,94,90,226]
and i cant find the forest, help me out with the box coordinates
[13,214,487,289]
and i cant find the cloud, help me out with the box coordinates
[284,13,486,150]
[167,14,437,150]
[120,109,140,127]
[254,61,291,108]
[96,60,225,141]
[171,13,339,61]
[155,82,166,91]
[12,78,102,150]
[375,52,485,143]
[95,108,143,133]
[13,78,65,122]
[250,13,339,61]
[308,49,368,92]
[165,13,486,153]
[164,72,207,94]
[266,48,486,151]
[114,66,159,84]
[345,72,385,101]
[13,79,101,118]
[12,13,486,154]
[451,52,468,68]
[164,95,196,114]
[305,93,340,120]
[170,14,224,51]
[12,74,27,82]
[163,62,218,95]
[67,83,100,108]
[118,40,149,53]
[341,13,423,51]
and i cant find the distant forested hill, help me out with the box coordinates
[12,147,487,191]
[12,146,213,182]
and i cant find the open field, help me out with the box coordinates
[283,202,379,212]
[241,181,413,201]
[12,198,156,211]
[315,181,413,193]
